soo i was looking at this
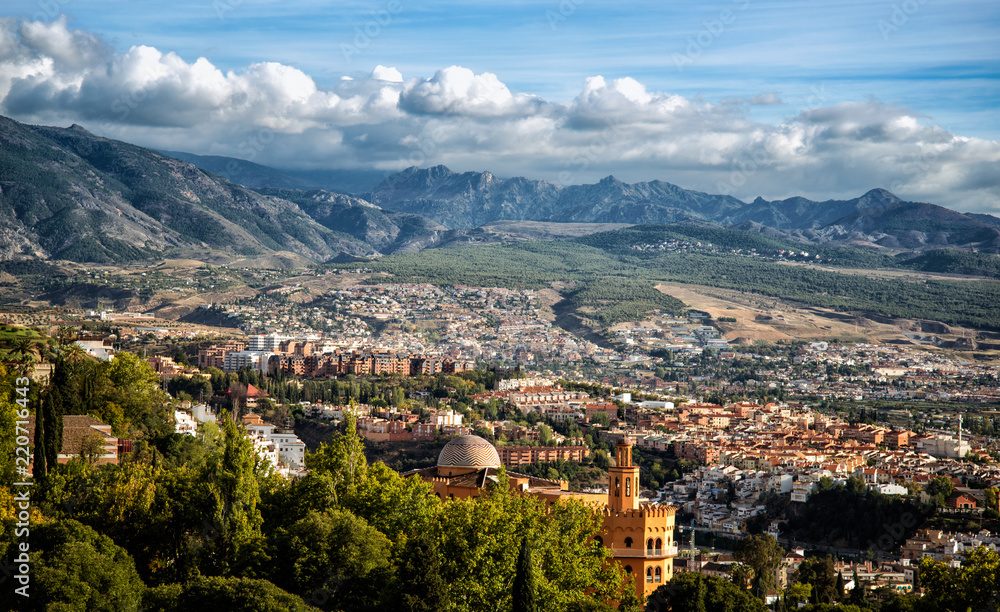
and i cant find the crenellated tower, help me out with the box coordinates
[598,436,677,602]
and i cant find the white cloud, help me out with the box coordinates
[0,16,998,213]
[398,65,543,117]
[371,65,403,83]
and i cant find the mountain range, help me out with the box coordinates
[2,114,999,265]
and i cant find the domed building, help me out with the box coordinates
[407,434,566,500]
[407,434,677,603]
[437,435,502,476]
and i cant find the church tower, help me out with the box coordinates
[609,436,640,511]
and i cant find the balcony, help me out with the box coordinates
[609,545,678,558]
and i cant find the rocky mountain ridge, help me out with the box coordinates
[3,114,999,265]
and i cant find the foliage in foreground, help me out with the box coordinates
[0,348,630,612]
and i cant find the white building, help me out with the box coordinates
[918,434,971,459]
[223,350,273,374]
[249,434,280,472]
[75,338,116,361]
[247,334,290,352]
[769,474,793,494]
[876,483,909,496]
[270,432,307,468]
[192,403,217,424]
[430,409,464,428]
[174,410,198,436]
[791,480,816,503]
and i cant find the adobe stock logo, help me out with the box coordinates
[341,0,405,61]
[672,0,752,72]
[877,0,928,40]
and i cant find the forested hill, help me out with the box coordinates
[338,223,1000,331]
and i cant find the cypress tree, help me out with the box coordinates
[32,405,46,480]
[42,383,64,468]
[513,538,538,612]
[398,533,449,612]
[694,574,707,612]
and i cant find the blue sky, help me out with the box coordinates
[1,0,998,211]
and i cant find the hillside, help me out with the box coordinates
[3,115,1000,272]
[0,116,376,263]
[255,188,448,253]
[338,223,1000,333]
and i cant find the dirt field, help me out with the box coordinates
[654,281,987,352]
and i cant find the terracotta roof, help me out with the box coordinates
[402,465,563,490]
[25,415,116,456]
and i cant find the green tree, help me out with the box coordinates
[428,474,629,612]
[305,412,367,505]
[590,412,611,427]
[26,519,146,612]
[271,509,392,611]
[646,572,767,612]
[396,532,451,612]
[730,563,752,590]
[918,545,1000,612]
[513,538,539,612]
[0,390,18,484]
[796,556,838,604]
[342,461,440,544]
[926,476,954,507]
[202,416,264,575]
[983,486,998,511]
[785,582,812,607]
[734,534,784,601]
[102,351,170,435]
[538,424,554,446]
[143,576,320,612]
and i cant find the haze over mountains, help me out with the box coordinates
[3,115,999,264]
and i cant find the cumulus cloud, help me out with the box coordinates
[0,17,998,213]
[399,65,544,117]
[370,65,403,83]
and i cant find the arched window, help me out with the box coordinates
[655,566,662,583]
[624,537,633,548]
[624,565,632,574]
[615,477,620,497]
[625,477,631,497]
[646,538,654,552]
[646,567,653,583]
[655,537,662,553]
[594,536,603,547]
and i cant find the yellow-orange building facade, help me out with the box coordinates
[406,434,677,603]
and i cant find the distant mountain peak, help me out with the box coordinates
[427,164,454,177]
[859,188,901,206]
